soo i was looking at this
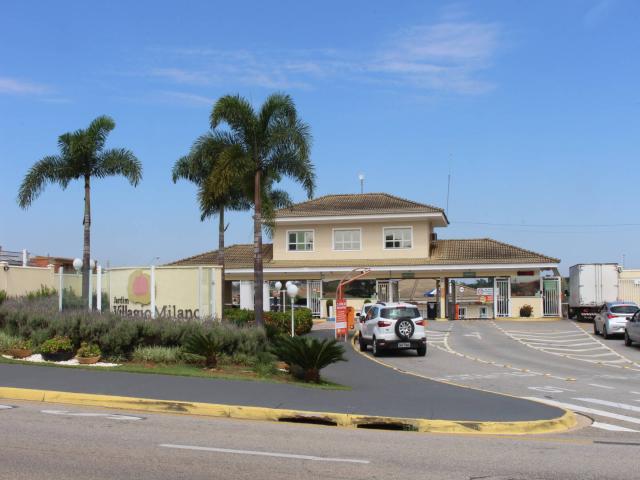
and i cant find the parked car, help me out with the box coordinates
[358,302,427,357]
[625,310,640,347]
[593,302,639,339]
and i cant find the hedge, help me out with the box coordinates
[0,296,267,359]
[224,307,314,337]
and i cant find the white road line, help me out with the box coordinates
[587,384,616,390]
[0,405,14,410]
[575,398,640,414]
[159,444,370,464]
[630,391,640,395]
[41,409,143,420]
[525,397,640,425]
[591,422,639,432]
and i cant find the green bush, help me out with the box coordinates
[39,336,74,354]
[26,285,56,300]
[0,290,6,306]
[132,345,182,364]
[184,331,224,368]
[0,296,267,359]
[0,331,22,352]
[363,299,371,304]
[223,307,314,337]
[519,304,533,318]
[76,342,101,358]
[272,336,346,383]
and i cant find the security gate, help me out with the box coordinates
[306,280,322,317]
[494,277,510,317]
[376,280,399,303]
[542,277,561,317]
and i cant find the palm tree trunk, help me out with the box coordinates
[254,168,264,326]
[217,206,225,321]
[82,174,91,304]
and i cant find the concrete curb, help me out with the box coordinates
[0,384,576,436]
[349,335,578,435]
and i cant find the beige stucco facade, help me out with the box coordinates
[273,220,432,261]
[0,263,57,297]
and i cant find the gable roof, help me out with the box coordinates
[275,193,445,218]
[168,238,558,269]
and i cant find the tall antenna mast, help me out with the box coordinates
[446,154,452,215]
[358,173,365,194]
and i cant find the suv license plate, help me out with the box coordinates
[398,342,411,348]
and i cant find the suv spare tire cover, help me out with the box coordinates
[395,317,415,340]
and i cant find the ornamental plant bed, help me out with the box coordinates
[39,336,75,362]
[77,355,101,365]
[7,348,33,359]
[76,342,101,364]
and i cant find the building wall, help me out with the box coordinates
[510,296,543,318]
[272,220,432,261]
[0,264,57,296]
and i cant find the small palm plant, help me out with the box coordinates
[184,331,225,368]
[272,336,346,383]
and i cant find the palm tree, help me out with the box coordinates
[209,93,315,326]
[17,115,142,303]
[172,132,250,315]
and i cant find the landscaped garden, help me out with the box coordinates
[0,289,347,388]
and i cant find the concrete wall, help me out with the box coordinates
[272,220,432,261]
[0,263,57,296]
[107,265,223,319]
[511,296,543,318]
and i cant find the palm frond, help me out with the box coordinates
[95,148,143,186]
[258,93,297,132]
[85,115,116,153]
[210,94,256,147]
[17,155,70,208]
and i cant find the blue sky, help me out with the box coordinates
[1,0,638,273]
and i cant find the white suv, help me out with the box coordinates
[358,302,427,357]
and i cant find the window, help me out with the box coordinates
[334,229,361,250]
[380,306,420,319]
[384,227,412,249]
[610,305,639,314]
[288,230,314,251]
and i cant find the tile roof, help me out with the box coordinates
[275,193,445,218]
[168,238,558,269]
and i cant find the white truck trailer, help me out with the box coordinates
[568,263,619,321]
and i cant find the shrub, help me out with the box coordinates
[76,342,101,358]
[0,290,6,306]
[39,336,74,354]
[272,336,346,383]
[132,345,182,364]
[184,331,224,368]
[26,285,56,300]
[325,299,333,308]
[363,299,371,304]
[520,304,533,318]
[0,331,23,352]
[223,307,313,338]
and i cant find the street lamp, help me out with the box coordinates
[72,258,83,272]
[286,283,299,336]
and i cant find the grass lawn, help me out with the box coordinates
[0,355,348,390]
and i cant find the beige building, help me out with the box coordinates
[171,193,562,320]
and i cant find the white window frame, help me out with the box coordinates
[332,228,362,251]
[383,226,413,250]
[286,229,315,252]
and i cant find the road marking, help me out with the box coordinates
[159,444,370,464]
[591,422,639,432]
[0,404,15,410]
[525,397,640,425]
[574,398,640,414]
[41,409,143,421]
[464,332,482,339]
[587,383,615,390]
[528,386,576,394]
[630,391,640,395]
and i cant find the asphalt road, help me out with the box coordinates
[0,329,564,422]
[370,319,640,438]
[0,399,636,480]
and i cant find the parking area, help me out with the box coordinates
[360,319,640,438]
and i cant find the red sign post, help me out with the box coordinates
[335,298,348,339]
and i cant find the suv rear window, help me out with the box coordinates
[611,305,639,314]
[380,307,420,319]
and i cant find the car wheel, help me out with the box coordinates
[593,322,599,335]
[625,331,633,347]
[372,337,380,357]
[358,334,367,352]
[417,345,427,357]
[602,324,609,340]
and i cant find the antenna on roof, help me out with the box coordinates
[446,154,452,215]
[358,173,365,194]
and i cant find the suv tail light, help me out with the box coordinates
[415,320,425,326]
[377,320,391,327]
